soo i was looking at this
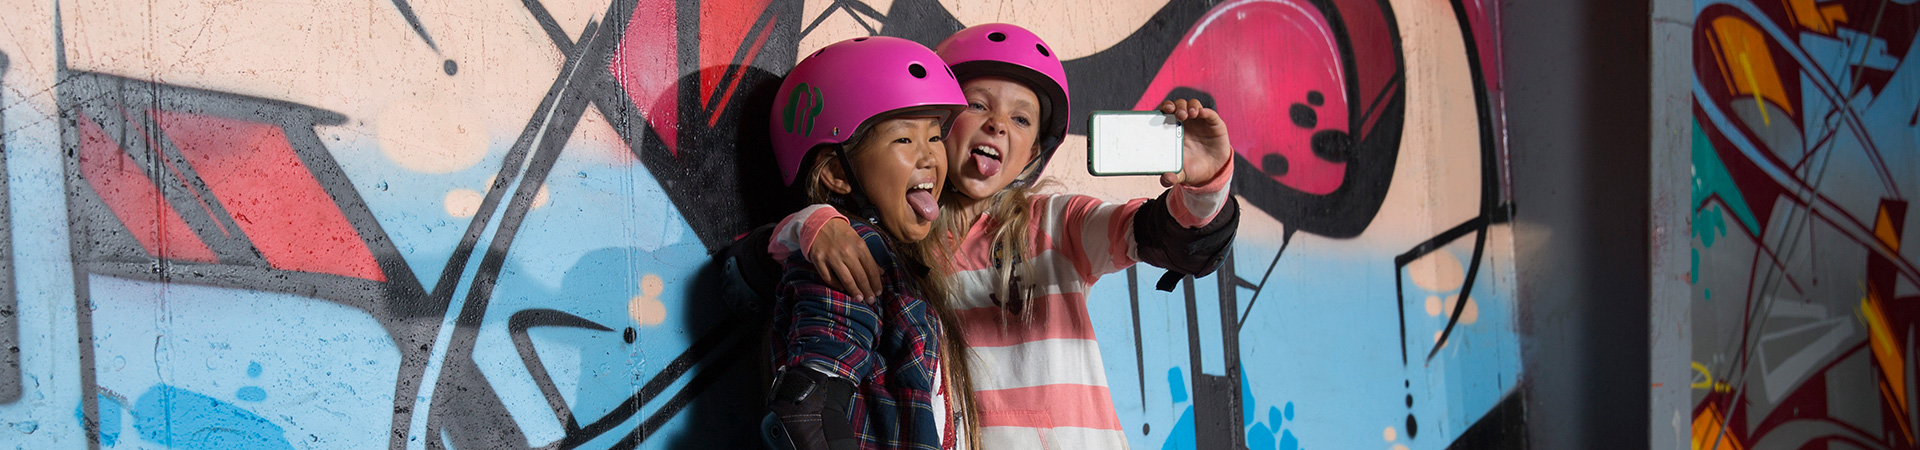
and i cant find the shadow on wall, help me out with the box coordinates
[421,64,793,450]
[649,64,789,450]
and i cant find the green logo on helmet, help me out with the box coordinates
[782,83,824,136]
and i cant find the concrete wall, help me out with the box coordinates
[1501,0,1653,448]
[0,1,1525,448]
[1687,0,1920,448]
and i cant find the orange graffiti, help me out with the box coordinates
[1862,202,1915,443]
[1692,404,1745,450]
[1708,16,1795,116]
[1781,0,1848,34]
[1876,205,1903,251]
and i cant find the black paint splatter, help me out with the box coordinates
[1289,104,1318,128]
[1311,130,1355,163]
[1262,154,1290,176]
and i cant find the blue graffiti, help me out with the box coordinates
[1168,367,1188,404]
[99,393,123,447]
[1248,403,1299,450]
[236,387,267,403]
[74,392,123,447]
[1240,364,1301,450]
[132,384,293,450]
[237,362,267,402]
[1162,367,1197,450]
[1159,365,1307,450]
[1162,409,1198,450]
[1240,366,1256,425]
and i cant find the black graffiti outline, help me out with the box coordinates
[418,0,800,448]
[388,0,442,52]
[799,0,887,38]
[500,307,758,449]
[507,309,611,438]
[0,49,18,406]
[1391,0,1515,365]
[52,66,449,450]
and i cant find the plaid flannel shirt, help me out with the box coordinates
[769,221,944,450]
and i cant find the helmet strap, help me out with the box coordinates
[831,148,890,233]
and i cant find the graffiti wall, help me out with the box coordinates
[0,0,1521,448]
[1690,0,1920,449]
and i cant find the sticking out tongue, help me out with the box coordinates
[906,190,939,222]
[972,151,1003,177]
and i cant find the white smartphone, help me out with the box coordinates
[1087,111,1183,176]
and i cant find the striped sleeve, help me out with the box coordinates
[767,204,847,263]
[1041,194,1148,283]
[1167,156,1234,228]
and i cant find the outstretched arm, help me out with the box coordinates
[1136,99,1239,284]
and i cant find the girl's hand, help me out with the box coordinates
[808,218,884,303]
[1157,99,1233,188]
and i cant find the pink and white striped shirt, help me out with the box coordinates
[772,162,1233,449]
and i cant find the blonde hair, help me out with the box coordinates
[930,155,1053,325]
[920,151,1056,450]
[801,140,983,450]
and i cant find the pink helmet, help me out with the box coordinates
[935,24,1072,178]
[771,36,967,186]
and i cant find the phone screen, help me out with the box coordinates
[1087,111,1183,176]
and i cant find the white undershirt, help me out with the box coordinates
[933,369,949,448]
[932,366,969,449]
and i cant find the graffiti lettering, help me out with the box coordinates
[1691,0,1920,448]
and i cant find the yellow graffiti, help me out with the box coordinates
[1692,362,1733,392]
[1692,362,1712,389]
[1739,53,1770,126]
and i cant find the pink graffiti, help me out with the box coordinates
[1137,0,1350,195]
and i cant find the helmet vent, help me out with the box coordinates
[853,37,868,41]
[988,32,1007,42]
[1036,43,1050,57]
[908,63,927,78]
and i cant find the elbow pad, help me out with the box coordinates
[1132,190,1240,291]
[721,224,784,315]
